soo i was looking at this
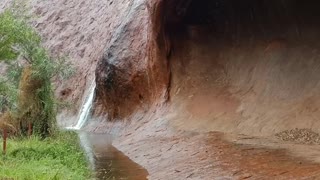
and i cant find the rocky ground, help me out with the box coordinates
[276,128,320,145]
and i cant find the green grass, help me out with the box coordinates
[0,131,92,180]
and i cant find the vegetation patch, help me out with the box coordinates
[0,131,92,180]
[0,5,91,180]
[0,7,72,137]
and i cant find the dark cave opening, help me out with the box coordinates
[165,0,320,40]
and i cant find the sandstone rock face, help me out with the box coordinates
[94,0,197,120]
[96,0,320,137]
[95,0,171,120]
[25,0,148,117]
[96,1,156,119]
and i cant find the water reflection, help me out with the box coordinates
[78,132,148,180]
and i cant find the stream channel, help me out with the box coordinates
[78,131,148,180]
[67,80,148,179]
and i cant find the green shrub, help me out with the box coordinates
[0,10,72,137]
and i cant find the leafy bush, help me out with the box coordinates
[0,10,72,137]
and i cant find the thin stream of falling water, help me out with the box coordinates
[67,80,96,130]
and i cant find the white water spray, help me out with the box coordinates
[67,80,96,130]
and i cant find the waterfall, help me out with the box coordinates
[67,80,96,130]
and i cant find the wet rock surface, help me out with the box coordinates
[95,1,151,119]
[115,127,320,179]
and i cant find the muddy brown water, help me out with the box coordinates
[78,132,148,180]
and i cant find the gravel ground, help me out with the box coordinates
[276,128,320,145]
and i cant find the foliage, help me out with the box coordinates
[0,131,92,180]
[0,10,39,62]
[0,6,91,180]
[0,10,72,137]
[0,78,18,112]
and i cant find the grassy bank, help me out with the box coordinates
[0,131,92,180]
